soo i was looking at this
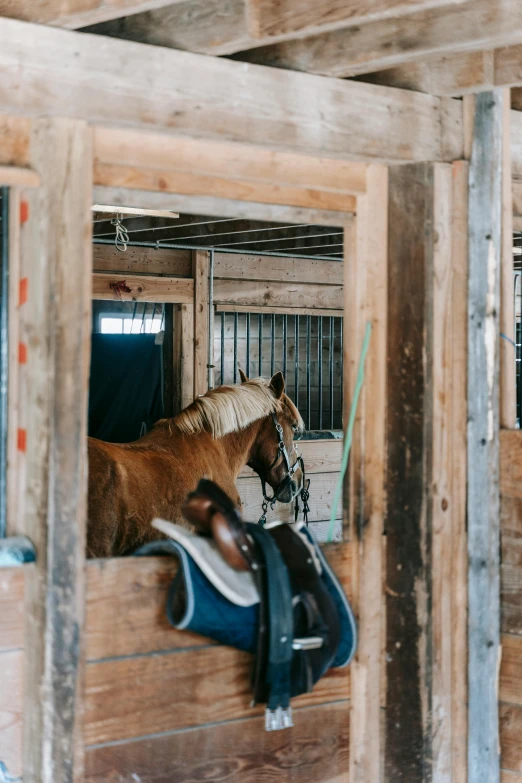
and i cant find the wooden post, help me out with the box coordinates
[6,186,20,535]
[192,249,210,396]
[346,164,388,783]
[500,88,516,429]
[173,302,195,411]
[467,90,503,783]
[385,161,468,782]
[18,118,93,783]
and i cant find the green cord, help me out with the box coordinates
[326,321,373,543]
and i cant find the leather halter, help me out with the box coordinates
[256,412,310,526]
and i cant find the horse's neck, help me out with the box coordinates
[218,422,262,477]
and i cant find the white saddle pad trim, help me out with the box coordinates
[152,518,260,608]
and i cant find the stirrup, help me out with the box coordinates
[265,706,293,731]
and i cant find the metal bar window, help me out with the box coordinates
[215,310,343,434]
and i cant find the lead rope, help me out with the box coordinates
[327,321,372,543]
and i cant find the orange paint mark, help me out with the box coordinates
[20,201,29,224]
[18,342,27,365]
[17,428,26,453]
[19,278,28,306]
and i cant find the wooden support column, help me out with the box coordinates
[192,249,210,396]
[500,89,516,428]
[346,165,388,783]
[385,161,468,782]
[6,186,20,535]
[467,90,503,783]
[173,302,195,411]
[18,118,93,783]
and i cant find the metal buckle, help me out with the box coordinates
[265,706,293,731]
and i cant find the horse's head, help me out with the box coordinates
[241,369,305,505]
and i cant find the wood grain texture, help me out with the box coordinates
[239,439,343,477]
[0,567,25,653]
[94,126,368,195]
[6,187,21,537]
[18,118,93,783]
[501,91,516,429]
[0,115,30,167]
[84,645,350,745]
[467,91,503,783]
[502,772,522,782]
[500,702,522,774]
[501,495,522,635]
[0,0,186,28]
[0,17,461,165]
[193,250,210,396]
[500,633,522,705]
[512,111,522,178]
[92,273,193,303]
[92,243,191,277]
[173,303,195,411]
[501,430,522,497]
[84,700,350,783]
[214,252,343,285]
[0,649,23,778]
[385,163,432,782]
[0,165,39,188]
[346,166,388,783]
[239,0,522,79]
[214,279,343,310]
[93,163,357,214]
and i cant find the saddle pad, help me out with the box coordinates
[152,518,260,607]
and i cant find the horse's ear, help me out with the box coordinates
[238,368,249,384]
[269,371,285,400]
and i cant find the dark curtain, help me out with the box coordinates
[88,334,163,443]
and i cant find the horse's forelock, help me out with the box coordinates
[173,378,282,438]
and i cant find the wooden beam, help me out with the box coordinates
[0,0,186,30]
[17,118,92,783]
[0,165,40,188]
[86,0,468,56]
[192,250,210,397]
[501,91,516,429]
[467,91,503,783]
[173,303,195,411]
[92,273,194,303]
[238,0,522,79]
[346,167,388,783]
[6,188,20,537]
[214,304,344,316]
[213,279,343,310]
[0,17,462,164]
[94,127,368,196]
[92,243,191,277]
[214,252,343,285]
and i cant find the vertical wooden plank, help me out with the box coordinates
[173,302,194,411]
[450,160,469,783]
[18,118,92,783]
[467,90,503,783]
[6,186,20,535]
[192,249,209,395]
[346,164,388,783]
[501,88,516,429]
[431,162,453,782]
[385,163,432,783]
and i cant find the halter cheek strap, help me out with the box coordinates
[256,412,310,527]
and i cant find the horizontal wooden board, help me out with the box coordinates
[84,644,350,745]
[501,702,522,774]
[503,771,522,781]
[215,304,344,316]
[94,163,357,214]
[93,243,191,277]
[500,634,522,706]
[239,439,342,477]
[0,115,30,167]
[84,699,350,783]
[501,494,522,635]
[95,126,367,195]
[0,649,23,777]
[214,252,343,284]
[92,273,194,303]
[0,165,40,188]
[0,567,25,652]
[0,18,459,164]
[501,430,522,498]
[93,184,348,228]
[0,0,184,28]
[214,279,343,310]
[238,471,340,524]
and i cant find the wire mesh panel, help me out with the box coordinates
[215,311,343,433]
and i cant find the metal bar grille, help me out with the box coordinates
[215,311,343,433]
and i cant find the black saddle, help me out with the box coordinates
[136,478,356,731]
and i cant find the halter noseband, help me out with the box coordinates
[256,412,310,527]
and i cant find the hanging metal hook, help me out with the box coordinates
[111,213,129,252]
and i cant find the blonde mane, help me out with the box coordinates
[173,378,284,438]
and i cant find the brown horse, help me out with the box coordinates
[87,371,304,558]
